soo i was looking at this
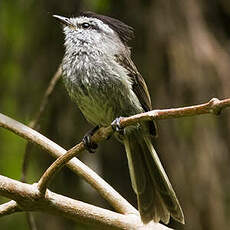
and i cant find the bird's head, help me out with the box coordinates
[53,12,134,54]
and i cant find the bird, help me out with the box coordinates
[53,11,184,224]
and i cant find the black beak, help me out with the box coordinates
[53,15,75,28]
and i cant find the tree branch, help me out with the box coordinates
[29,65,62,129]
[0,200,20,216]
[0,175,170,230]
[1,97,229,228]
[0,112,137,216]
[119,97,230,128]
[36,126,112,195]
[37,142,85,194]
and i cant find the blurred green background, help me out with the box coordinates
[1,0,230,229]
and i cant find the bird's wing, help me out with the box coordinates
[115,54,152,112]
[115,54,157,136]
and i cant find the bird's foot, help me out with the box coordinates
[111,117,124,135]
[82,126,99,153]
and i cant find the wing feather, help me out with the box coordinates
[115,54,152,112]
[115,54,157,136]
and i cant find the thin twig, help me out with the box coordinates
[21,65,62,182]
[0,200,20,216]
[29,65,62,129]
[37,142,85,194]
[37,126,111,195]
[0,175,171,230]
[0,200,37,230]
[119,97,230,128]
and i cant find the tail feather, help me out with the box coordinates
[125,137,146,194]
[123,129,184,224]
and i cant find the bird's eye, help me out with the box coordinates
[82,23,90,29]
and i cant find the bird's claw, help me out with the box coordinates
[82,126,99,153]
[111,117,124,135]
[83,135,98,153]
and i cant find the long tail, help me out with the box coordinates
[123,129,184,224]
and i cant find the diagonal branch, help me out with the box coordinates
[21,65,62,182]
[37,126,112,195]
[37,142,85,194]
[29,65,62,130]
[0,112,137,216]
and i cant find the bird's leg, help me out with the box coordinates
[82,125,99,153]
[111,117,124,135]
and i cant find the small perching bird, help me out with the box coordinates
[53,11,184,224]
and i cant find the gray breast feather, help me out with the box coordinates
[62,51,143,126]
